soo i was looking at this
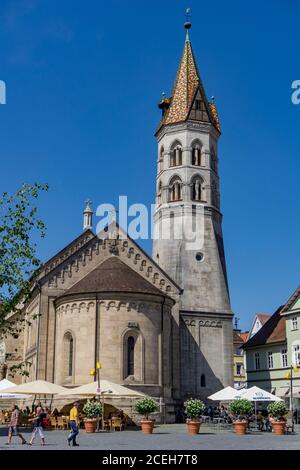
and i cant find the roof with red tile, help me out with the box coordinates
[243,307,286,349]
[239,332,249,343]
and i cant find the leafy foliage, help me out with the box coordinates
[83,400,103,418]
[267,402,288,420]
[0,183,48,336]
[184,398,205,420]
[134,398,158,419]
[229,399,253,420]
[0,183,48,376]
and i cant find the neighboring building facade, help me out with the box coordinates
[281,286,300,404]
[233,330,247,389]
[248,314,271,339]
[244,286,300,408]
[1,21,234,419]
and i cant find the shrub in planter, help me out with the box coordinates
[134,398,158,434]
[267,402,288,435]
[267,402,288,421]
[83,400,102,433]
[229,399,253,435]
[184,399,205,435]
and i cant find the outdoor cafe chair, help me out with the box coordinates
[50,416,58,429]
[111,417,124,431]
[56,416,66,430]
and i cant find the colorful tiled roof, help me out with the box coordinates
[209,102,221,132]
[156,35,219,133]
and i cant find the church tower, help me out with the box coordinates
[153,20,233,398]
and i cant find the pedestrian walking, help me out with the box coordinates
[68,402,80,447]
[5,405,27,446]
[28,405,46,446]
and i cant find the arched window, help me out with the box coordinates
[191,176,205,202]
[170,143,182,167]
[68,337,73,376]
[191,142,202,166]
[201,374,206,387]
[159,147,164,172]
[63,332,74,382]
[127,336,135,376]
[169,176,182,202]
[157,181,162,205]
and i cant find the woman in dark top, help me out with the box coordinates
[28,406,46,446]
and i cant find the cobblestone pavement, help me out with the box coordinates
[1,424,299,450]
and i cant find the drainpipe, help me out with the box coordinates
[94,294,99,373]
[160,296,166,423]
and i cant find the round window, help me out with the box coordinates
[195,252,204,262]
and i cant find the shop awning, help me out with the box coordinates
[285,386,300,397]
[276,386,289,397]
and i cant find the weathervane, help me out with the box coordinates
[184,7,192,36]
[185,7,191,22]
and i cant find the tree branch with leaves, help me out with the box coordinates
[0,183,48,362]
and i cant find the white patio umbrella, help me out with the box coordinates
[58,379,146,397]
[3,379,68,396]
[241,386,282,417]
[0,379,30,399]
[208,386,245,401]
[3,379,68,409]
[241,386,282,403]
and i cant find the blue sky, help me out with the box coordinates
[1,0,299,330]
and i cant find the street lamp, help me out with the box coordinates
[90,361,102,432]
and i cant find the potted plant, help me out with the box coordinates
[267,402,288,435]
[184,398,205,435]
[82,400,102,433]
[134,398,158,434]
[229,399,253,435]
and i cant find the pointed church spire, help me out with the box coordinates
[156,16,220,134]
[83,199,93,231]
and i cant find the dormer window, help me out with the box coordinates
[195,99,201,110]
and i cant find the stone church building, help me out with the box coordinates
[2,22,233,421]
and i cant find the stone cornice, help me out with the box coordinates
[156,121,220,141]
[180,309,233,318]
[55,291,174,309]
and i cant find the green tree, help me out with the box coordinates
[0,183,48,343]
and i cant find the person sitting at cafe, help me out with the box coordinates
[119,410,126,425]
[51,408,60,417]
[256,411,264,430]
